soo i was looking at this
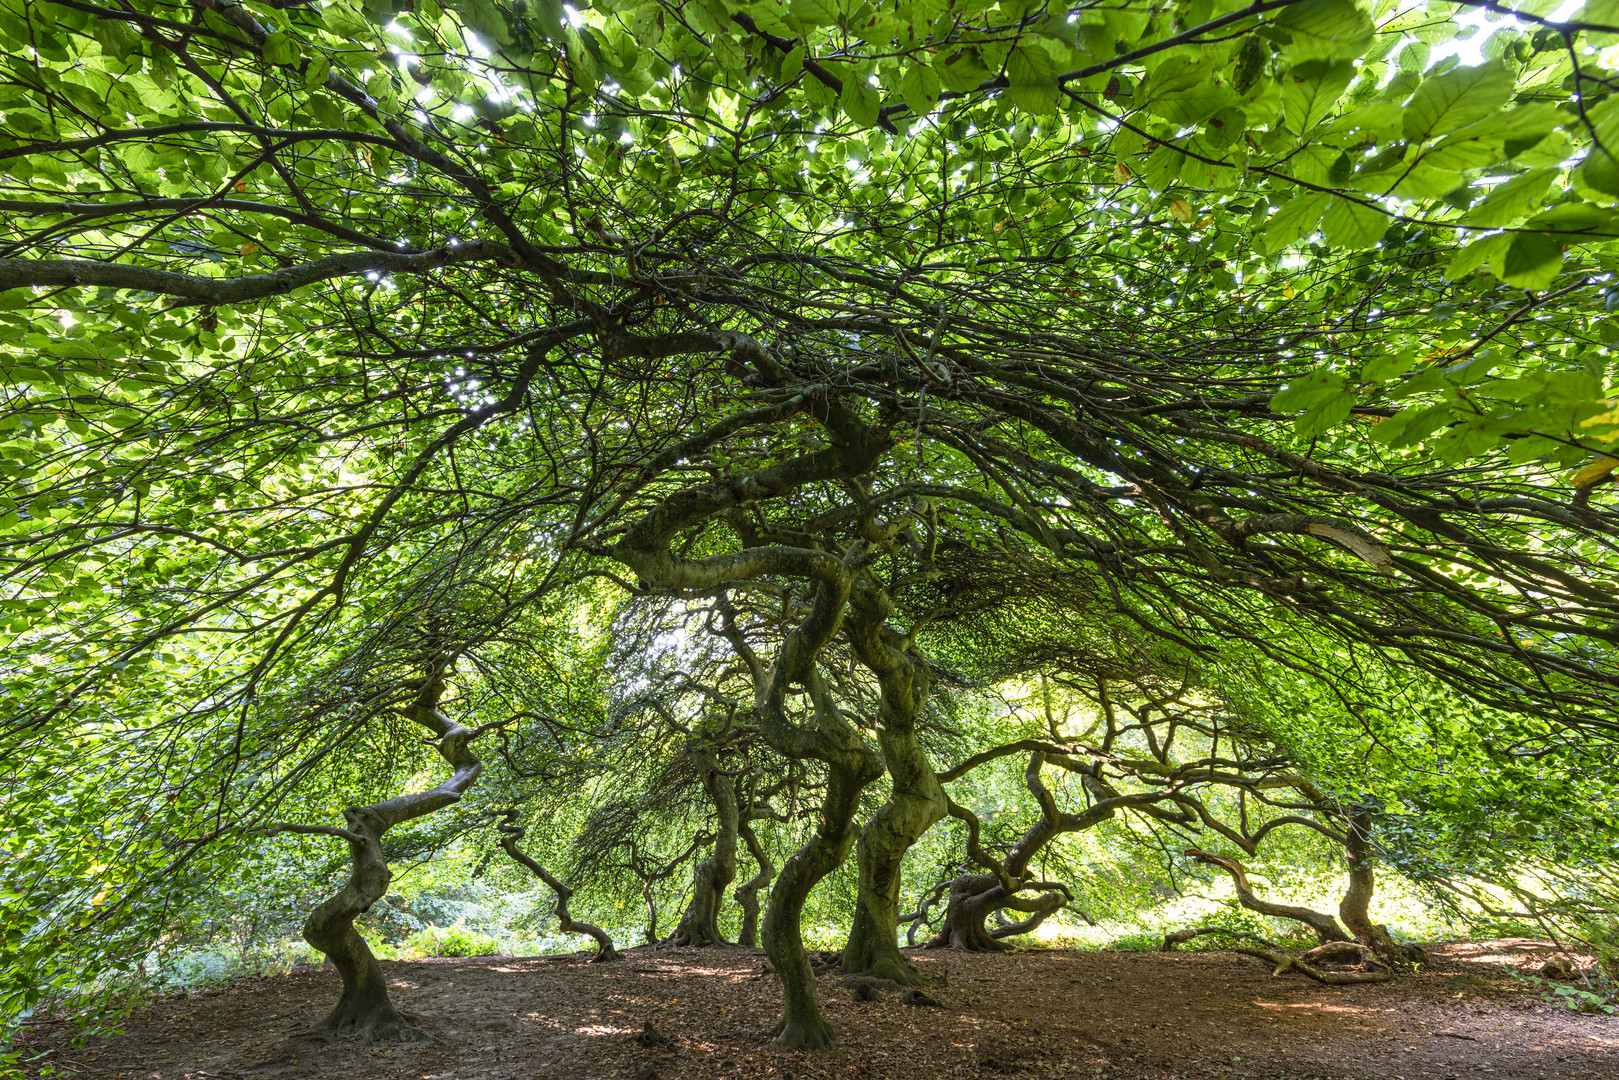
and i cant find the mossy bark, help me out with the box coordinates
[840,725,945,981]
[763,761,871,1050]
[839,577,947,983]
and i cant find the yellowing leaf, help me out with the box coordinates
[1569,456,1619,488]
[1169,199,1195,222]
[1283,284,1296,299]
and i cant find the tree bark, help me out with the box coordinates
[841,582,947,984]
[295,672,489,1041]
[927,752,1142,951]
[1339,812,1427,969]
[763,757,874,1049]
[669,744,739,947]
[734,817,774,948]
[493,810,618,962]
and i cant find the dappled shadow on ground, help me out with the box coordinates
[20,942,1618,1080]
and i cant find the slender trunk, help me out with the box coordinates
[295,673,486,1040]
[734,817,774,948]
[762,760,871,1050]
[641,879,659,944]
[1339,812,1426,969]
[494,810,618,961]
[841,726,945,982]
[300,820,411,1039]
[670,746,739,946]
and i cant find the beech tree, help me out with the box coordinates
[6,0,1619,1052]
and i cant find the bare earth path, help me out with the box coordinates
[21,942,1617,1080]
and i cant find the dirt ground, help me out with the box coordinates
[18,940,1618,1080]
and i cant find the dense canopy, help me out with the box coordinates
[3,0,1619,1060]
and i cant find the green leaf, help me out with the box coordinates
[1444,233,1510,280]
[1364,350,1419,383]
[782,45,807,82]
[1423,103,1560,170]
[840,74,880,128]
[790,0,842,27]
[262,33,295,67]
[1466,168,1556,228]
[1281,59,1354,133]
[1264,191,1330,253]
[899,62,940,118]
[303,55,331,89]
[1273,0,1375,62]
[1006,44,1059,116]
[1320,196,1389,250]
[1500,232,1563,291]
[1580,146,1619,200]
[1402,60,1514,142]
[934,48,992,93]
[1154,83,1238,127]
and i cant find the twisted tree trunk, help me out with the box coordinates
[669,744,739,947]
[841,588,945,984]
[763,755,876,1049]
[292,674,490,1041]
[1339,812,1427,970]
[734,816,774,948]
[927,752,1141,951]
[493,810,618,961]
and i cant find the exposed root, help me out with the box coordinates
[835,974,903,994]
[1163,925,1394,985]
[837,955,926,987]
[901,988,942,1007]
[766,1014,834,1052]
[633,1020,674,1049]
[296,1007,434,1045]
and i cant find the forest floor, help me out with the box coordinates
[19,939,1618,1080]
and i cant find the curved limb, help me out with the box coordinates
[901,878,952,946]
[493,810,618,962]
[733,816,775,948]
[1184,848,1351,944]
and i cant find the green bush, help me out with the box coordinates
[400,923,502,958]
